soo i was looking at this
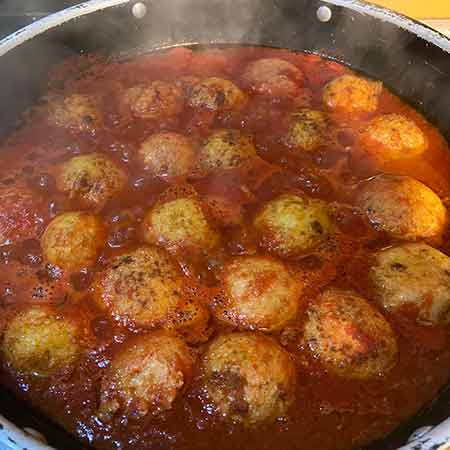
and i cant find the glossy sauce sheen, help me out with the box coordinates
[1,47,450,450]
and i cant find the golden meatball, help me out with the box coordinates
[283,109,328,151]
[242,58,304,97]
[42,212,106,271]
[188,77,247,112]
[199,129,257,172]
[358,174,447,241]
[123,81,184,120]
[0,184,44,245]
[202,333,296,425]
[360,114,427,161]
[56,153,126,210]
[214,256,302,331]
[2,305,88,376]
[303,289,398,379]
[142,197,219,253]
[254,193,332,257]
[371,243,450,325]
[98,332,195,420]
[93,246,183,328]
[137,132,196,178]
[48,94,102,132]
[323,74,382,114]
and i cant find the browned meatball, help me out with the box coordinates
[0,184,44,246]
[242,58,304,97]
[357,174,447,242]
[323,74,382,115]
[303,288,398,379]
[371,243,450,325]
[41,212,106,271]
[2,304,90,376]
[199,129,257,172]
[202,333,296,425]
[360,113,428,162]
[142,197,219,254]
[254,193,332,257]
[137,132,196,178]
[93,246,184,328]
[56,153,127,210]
[98,332,195,420]
[188,77,247,112]
[48,94,102,132]
[283,109,328,151]
[123,81,184,120]
[214,256,302,331]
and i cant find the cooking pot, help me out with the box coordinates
[0,1,449,449]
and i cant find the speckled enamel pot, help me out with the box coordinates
[0,0,449,449]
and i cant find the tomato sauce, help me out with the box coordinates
[1,46,450,450]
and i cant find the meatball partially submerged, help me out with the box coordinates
[199,129,257,172]
[214,256,302,331]
[2,305,89,376]
[371,243,450,325]
[283,109,328,151]
[323,74,382,115]
[93,246,183,328]
[188,77,247,112]
[254,193,332,257]
[242,58,304,97]
[138,132,196,178]
[123,81,184,120]
[142,197,219,254]
[0,184,44,246]
[202,333,296,425]
[48,94,102,132]
[57,153,127,210]
[98,332,195,421]
[42,212,106,271]
[360,114,428,162]
[358,174,447,242]
[304,289,398,379]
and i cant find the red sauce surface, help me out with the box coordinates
[1,46,450,450]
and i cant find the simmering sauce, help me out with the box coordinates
[1,47,450,450]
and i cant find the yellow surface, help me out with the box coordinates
[369,0,450,19]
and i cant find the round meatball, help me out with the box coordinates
[254,193,332,257]
[137,132,196,178]
[123,81,184,120]
[360,114,427,161]
[283,109,328,151]
[142,197,219,253]
[202,333,296,425]
[215,256,302,331]
[371,243,450,325]
[0,184,44,246]
[199,129,257,172]
[57,153,126,210]
[323,74,382,114]
[2,305,88,376]
[358,174,447,241]
[304,289,398,379]
[93,246,183,328]
[188,77,247,112]
[48,94,102,132]
[242,58,304,97]
[42,212,106,271]
[98,332,194,420]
